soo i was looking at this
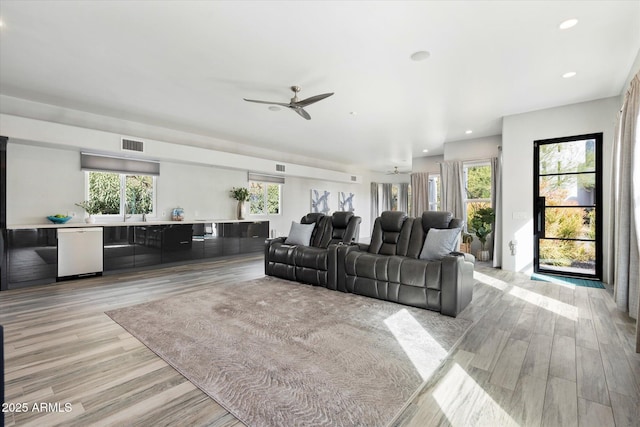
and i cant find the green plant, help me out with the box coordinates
[75,200,103,215]
[468,207,495,250]
[230,187,250,202]
[462,232,474,245]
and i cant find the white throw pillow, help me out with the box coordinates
[284,221,315,246]
[419,228,461,261]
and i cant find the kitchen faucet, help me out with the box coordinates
[123,202,132,222]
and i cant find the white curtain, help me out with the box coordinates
[410,173,429,217]
[611,72,640,353]
[440,161,465,222]
[398,183,409,214]
[370,182,379,230]
[380,183,393,212]
[492,152,502,267]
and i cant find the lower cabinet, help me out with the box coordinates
[6,221,268,288]
[103,226,135,271]
[7,229,57,285]
[133,225,162,267]
[161,224,197,263]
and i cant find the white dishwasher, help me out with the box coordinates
[57,227,104,278]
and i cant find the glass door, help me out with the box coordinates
[534,133,602,279]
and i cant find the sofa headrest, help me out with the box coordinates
[301,213,325,225]
[331,211,354,228]
[421,211,453,231]
[380,211,408,232]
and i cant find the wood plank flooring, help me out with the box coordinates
[1,257,638,426]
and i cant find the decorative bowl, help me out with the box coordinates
[47,215,72,224]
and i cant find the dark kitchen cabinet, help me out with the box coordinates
[161,224,196,263]
[220,221,268,255]
[240,222,269,253]
[7,228,57,285]
[203,223,224,258]
[103,226,134,271]
[133,225,162,267]
[5,220,269,290]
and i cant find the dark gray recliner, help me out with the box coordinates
[337,211,474,317]
[265,212,362,288]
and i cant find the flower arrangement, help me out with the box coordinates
[75,200,103,215]
[230,187,250,202]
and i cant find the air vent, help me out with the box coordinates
[351,176,357,182]
[121,138,145,153]
[276,164,286,172]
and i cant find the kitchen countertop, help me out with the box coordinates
[7,219,266,229]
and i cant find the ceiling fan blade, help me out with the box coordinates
[294,92,334,107]
[243,98,290,107]
[292,107,311,120]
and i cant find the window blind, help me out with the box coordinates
[81,153,160,176]
[248,172,285,184]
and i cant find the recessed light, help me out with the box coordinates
[465,130,473,134]
[562,71,577,79]
[410,51,431,61]
[422,149,429,153]
[268,106,280,111]
[559,19,578,30]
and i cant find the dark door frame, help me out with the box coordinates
[533,132,603,280]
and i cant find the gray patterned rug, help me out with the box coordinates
[106,276,472,427]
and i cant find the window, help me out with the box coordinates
[249,181,281,215]
[428,173,441,211]
[464,162,491,228]
[389,183,411,213]
[86,171,155,216]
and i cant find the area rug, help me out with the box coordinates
[531,272,606,288]
[106,276,472,427]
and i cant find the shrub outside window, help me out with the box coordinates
[86,171,155,216]
[249,181,281,215]
[464,163,491,229]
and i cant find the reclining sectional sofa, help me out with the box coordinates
[265,210,475,317]
[264,211,362,287]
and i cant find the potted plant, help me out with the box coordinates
[461,232,474,253]
[230,187,250,220]
[75,200,102,224]
[468,207,495,261]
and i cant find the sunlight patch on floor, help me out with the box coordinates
[384,309,447,380]
[509,286,578,321]
[432,363,518,427]
[473,271,510,291]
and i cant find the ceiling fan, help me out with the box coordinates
[243,86,334,120]
[386,166,410,175]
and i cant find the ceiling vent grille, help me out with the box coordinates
[351,176,357,182]
[276,164,286,172]
[121,138,145,153]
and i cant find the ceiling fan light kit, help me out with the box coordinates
[243,85,334,120]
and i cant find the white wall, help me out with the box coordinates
[501,96,620,278]
[412,155,443,173]
[6,140,373,239]
[444,135,501,161]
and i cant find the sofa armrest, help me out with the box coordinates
[450,251,476,265]
[440,253,474,317]
[264,236,289,275]
[336,243,362,292]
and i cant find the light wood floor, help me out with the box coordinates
[1,256,639,426]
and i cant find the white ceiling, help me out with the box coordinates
[0,1,638,172]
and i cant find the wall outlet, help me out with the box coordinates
[194,210,199,217]
[68,211,76,217]
[512,211,528,220]
[161,210,166,218]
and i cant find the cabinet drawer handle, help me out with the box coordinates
[180,240,190,244]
